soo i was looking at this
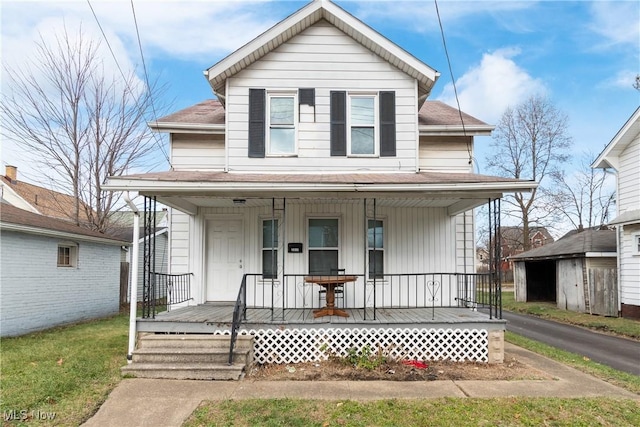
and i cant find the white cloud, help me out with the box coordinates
[436,48,546,124]
[588,1,640,48]
[352,0,534,34]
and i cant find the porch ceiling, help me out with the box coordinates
[104,170,536,215]
[154,194,497,216]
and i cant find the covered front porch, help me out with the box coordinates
[137,269,505,364]
[102,171,535,366]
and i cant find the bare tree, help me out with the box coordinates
[1,26,167,232]
[549,152,615,230]
[486,95,572,251]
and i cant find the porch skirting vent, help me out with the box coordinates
[214,327,488,364]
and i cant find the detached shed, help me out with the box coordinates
[511,228,618,316]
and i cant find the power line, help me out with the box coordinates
[130,0,170,164]
[85,0,170,165]
[434,0,477,172]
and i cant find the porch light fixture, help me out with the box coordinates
[233,198,246,205]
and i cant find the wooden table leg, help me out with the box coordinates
[314,284,349,318]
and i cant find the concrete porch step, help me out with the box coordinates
[123,333,254,381]
[138,334,253,350]
[132,347,250,365]
[121,362,245,380]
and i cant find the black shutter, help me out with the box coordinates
[299,88,315,106]
[330,91,346,156]
[380,91,396,157]
[248,88,265,158]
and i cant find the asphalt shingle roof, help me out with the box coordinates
[509,228,616,261]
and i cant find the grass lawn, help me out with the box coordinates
[0,314,128,426]
[1,298,638,426]
[184,397,640,427]
[501,290,640,340]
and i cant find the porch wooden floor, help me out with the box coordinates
[137,304,505,333]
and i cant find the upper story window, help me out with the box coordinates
[249,88,313,158]
[348,94,377,156]
[331,90,395,158]
[268,93,297,155]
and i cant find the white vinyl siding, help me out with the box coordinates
[419,136,474,172]
[171,134,225,171]
[616,136,640,213]
[620,224,640,306]
[169,210,190,274]
[614,135,640,308]
[225,21,417,172]
[187,201,467,303]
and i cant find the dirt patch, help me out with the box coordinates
[246,351,553,381]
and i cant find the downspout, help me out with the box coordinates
[124,192,140,362]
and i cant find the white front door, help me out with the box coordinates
[205,219,244,302]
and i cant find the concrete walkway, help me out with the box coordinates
[83,343,638,427]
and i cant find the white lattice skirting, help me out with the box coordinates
[216,328,489,364]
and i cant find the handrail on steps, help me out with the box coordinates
[228,274,249,365]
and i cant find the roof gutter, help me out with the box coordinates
[103,179,537,194]
[148,121,226,134]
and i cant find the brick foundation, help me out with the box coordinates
[621,303,640,320]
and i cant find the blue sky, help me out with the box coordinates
[1,0,639,183]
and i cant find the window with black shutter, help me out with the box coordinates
[379,91,396,157]
[248,88,265,158]
[330,91,347,156]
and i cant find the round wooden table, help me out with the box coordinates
[305,275,357,318]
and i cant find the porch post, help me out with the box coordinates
[124,192,139,362]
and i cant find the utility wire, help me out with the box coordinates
[86,0,170,165]
[130,0,170,164]
[434,0,477,173]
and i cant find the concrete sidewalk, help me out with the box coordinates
[83,343,638,427]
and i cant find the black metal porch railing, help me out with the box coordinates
[141,272,192,319]
[229,274,260,365]
[225,272,501,322]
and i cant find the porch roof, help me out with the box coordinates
[104,170,536,215]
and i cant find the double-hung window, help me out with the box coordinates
[57,243,78,267]
[262,219,279,279]
[348,94,377,156]
[367,220,384,279]
[308,218,339,275]
[634,233,640,256]
[267,93,296,155]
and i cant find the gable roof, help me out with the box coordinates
[205,0,439,107]
[0,203,126,245]
[150,99,492,136]
[500,226,554,245]
[592,106,640,170]
[1,172,94,224]
[509,228,616,261]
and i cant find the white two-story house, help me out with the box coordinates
[593,107,640,319]
[106,0,536,379]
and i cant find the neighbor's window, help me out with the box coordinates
[308,218,339,275]
[262,219,279,279]
[348,94,377,156]
[57,243,78,267]
[268,93,297,155]
[367,219,384,279]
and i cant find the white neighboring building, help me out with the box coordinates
[593,107,640,319]
[1,204,126,336]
